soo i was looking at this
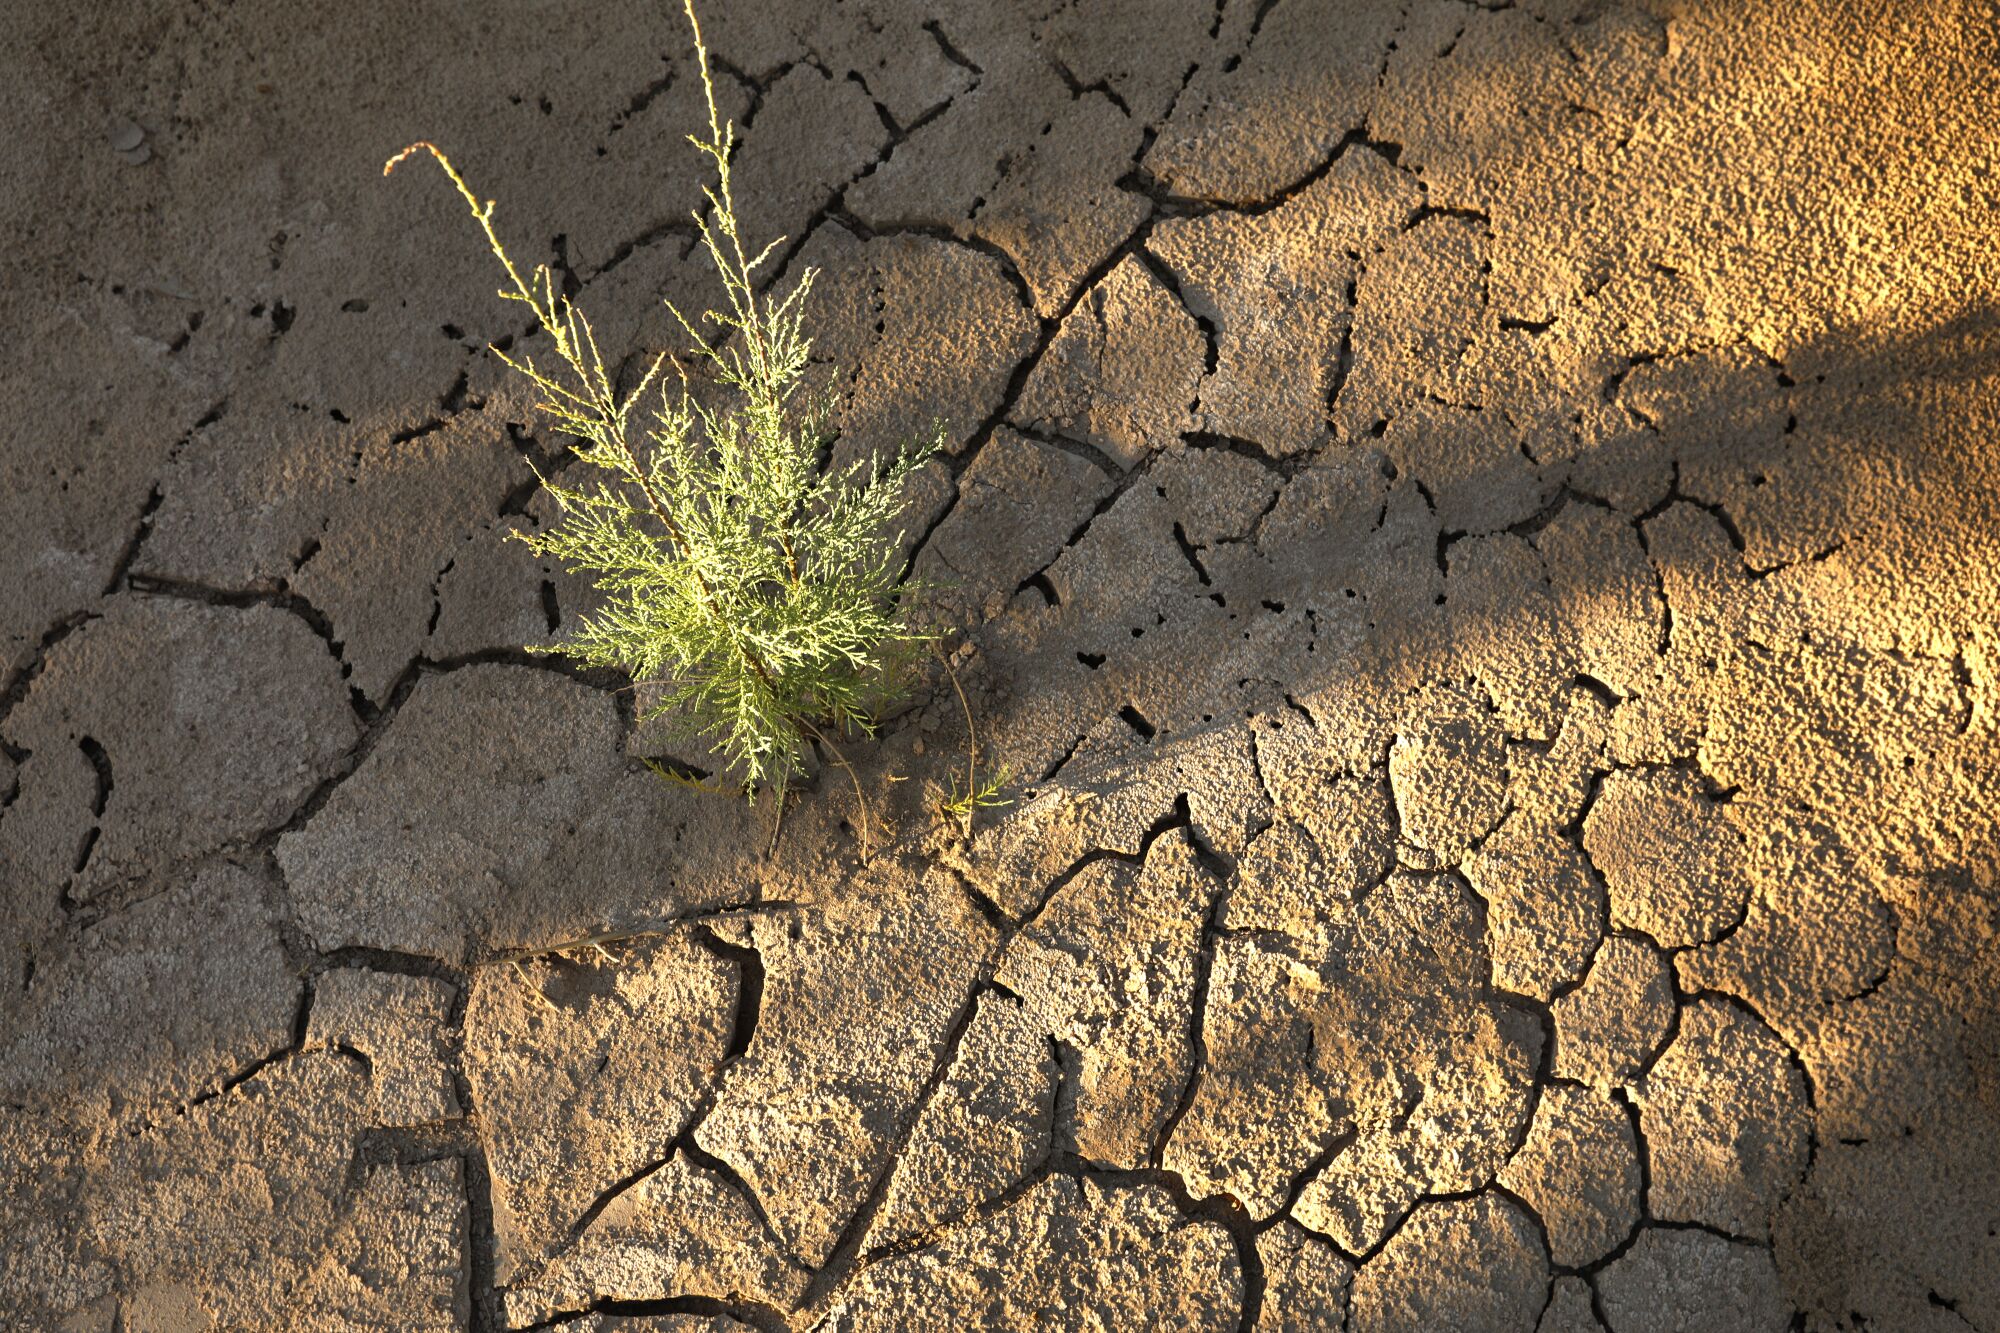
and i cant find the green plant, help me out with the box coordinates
[931,643,1012,838]
[385,0,939,800]
[937,763,1015,838]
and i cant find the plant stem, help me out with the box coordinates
[935,641,981,838]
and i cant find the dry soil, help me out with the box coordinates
[3,2,1998,1330]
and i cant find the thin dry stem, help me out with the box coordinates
[935,642,981,838]
[797,716,874,862]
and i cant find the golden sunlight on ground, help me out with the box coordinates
[1,1,1996,1329]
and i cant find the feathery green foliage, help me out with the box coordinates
[938,763,1015,838]
[387,0,939,796]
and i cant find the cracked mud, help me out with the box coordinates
[5,2,1999,1330]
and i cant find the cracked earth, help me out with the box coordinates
[4,1,1999,1329]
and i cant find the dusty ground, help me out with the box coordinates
[4,0,1999,1329]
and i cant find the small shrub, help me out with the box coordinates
[386,0,939,798]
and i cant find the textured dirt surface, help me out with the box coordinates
[4,1,1999,1329]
